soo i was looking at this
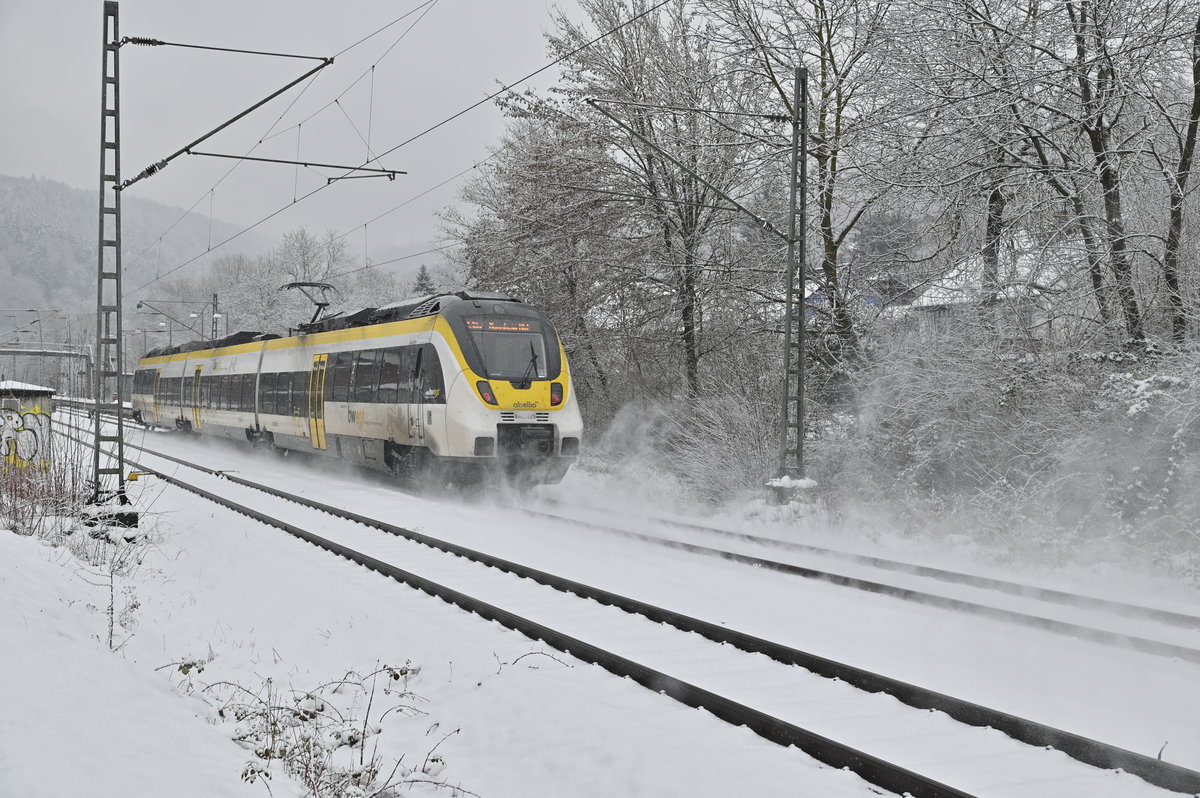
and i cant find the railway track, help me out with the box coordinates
[520,506,1200,663]
[69,423,1200,796]
[538,499,1200,631]
[87,409,1200,657]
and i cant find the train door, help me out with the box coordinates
[408,345,425,444]
[191,366,203,430]
[152,370,162,424]
[308,354,328,450]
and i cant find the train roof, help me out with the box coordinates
[137,291,528,362]
[144,330,280,360]
[296,290,521,335]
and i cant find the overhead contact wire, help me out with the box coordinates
[128,2,433,270]
[133,0,673,294]
[260,0,440,146]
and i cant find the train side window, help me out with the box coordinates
[225,375,235,410]
[260,375,272,414]
[256,372,268,412]
[419,344,445,404]
[292,372,308,415]
[395,347,416,403]
[242,374,254,412]
[274,373,290,416]
[352,350,379,403]
[410,346,423,405]
[331,351,353,402]
[183,375,194,407]
[377,348,402,404]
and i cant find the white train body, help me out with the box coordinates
[131,292,582,484]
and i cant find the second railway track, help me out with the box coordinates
[72,424,1200,797]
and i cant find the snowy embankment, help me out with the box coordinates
[8,415,1200,796]
[0,467,881,798]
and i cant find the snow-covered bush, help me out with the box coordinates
[200,664,468,798]
[1060,359,1200,576]
[663,396,780,502]
[578,397,781,507]
[813,333,1200,579]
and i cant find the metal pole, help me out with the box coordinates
[797,68,808,478]
[92,1,134,521]
[212,293,218,340]
[777,66,807,478]
[37,317,44,386]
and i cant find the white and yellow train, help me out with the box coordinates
[131,291,582,485]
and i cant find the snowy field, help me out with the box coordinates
[3,423,1199,796]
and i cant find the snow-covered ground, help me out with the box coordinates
[0,457,884,796]
[3,422,1200,796]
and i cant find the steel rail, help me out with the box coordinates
[553,502,1200,631]
[70,404,1200,629]
[519,509,1200,664]
[73,426,1200,796]
[113,454,975,798]
[65,410,1200,647]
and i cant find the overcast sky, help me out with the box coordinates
[0,0,580,270]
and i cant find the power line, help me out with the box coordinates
[119,58,334,191]
[131,0,674,295]
[366,0,673,166]
[261,0,442,146]
[333,152,501,242]
[120,37,328,62]
[334,0,437,58]
[329,242,461,279]
[127,1,438,267]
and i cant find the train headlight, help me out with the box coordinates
[550,382,563,406]
[476,380,498,406]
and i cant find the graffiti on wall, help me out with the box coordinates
[0,407,52,468]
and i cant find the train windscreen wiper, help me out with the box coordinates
[514,343,539,389]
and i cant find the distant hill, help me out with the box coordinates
[0,174,256,312]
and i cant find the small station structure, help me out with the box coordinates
[0,381,55,469]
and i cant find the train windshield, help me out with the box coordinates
[464,317,549,381]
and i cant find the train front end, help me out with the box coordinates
[436,295,582,484]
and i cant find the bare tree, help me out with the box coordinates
[703,0,903,368]
[543,0,775,396]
